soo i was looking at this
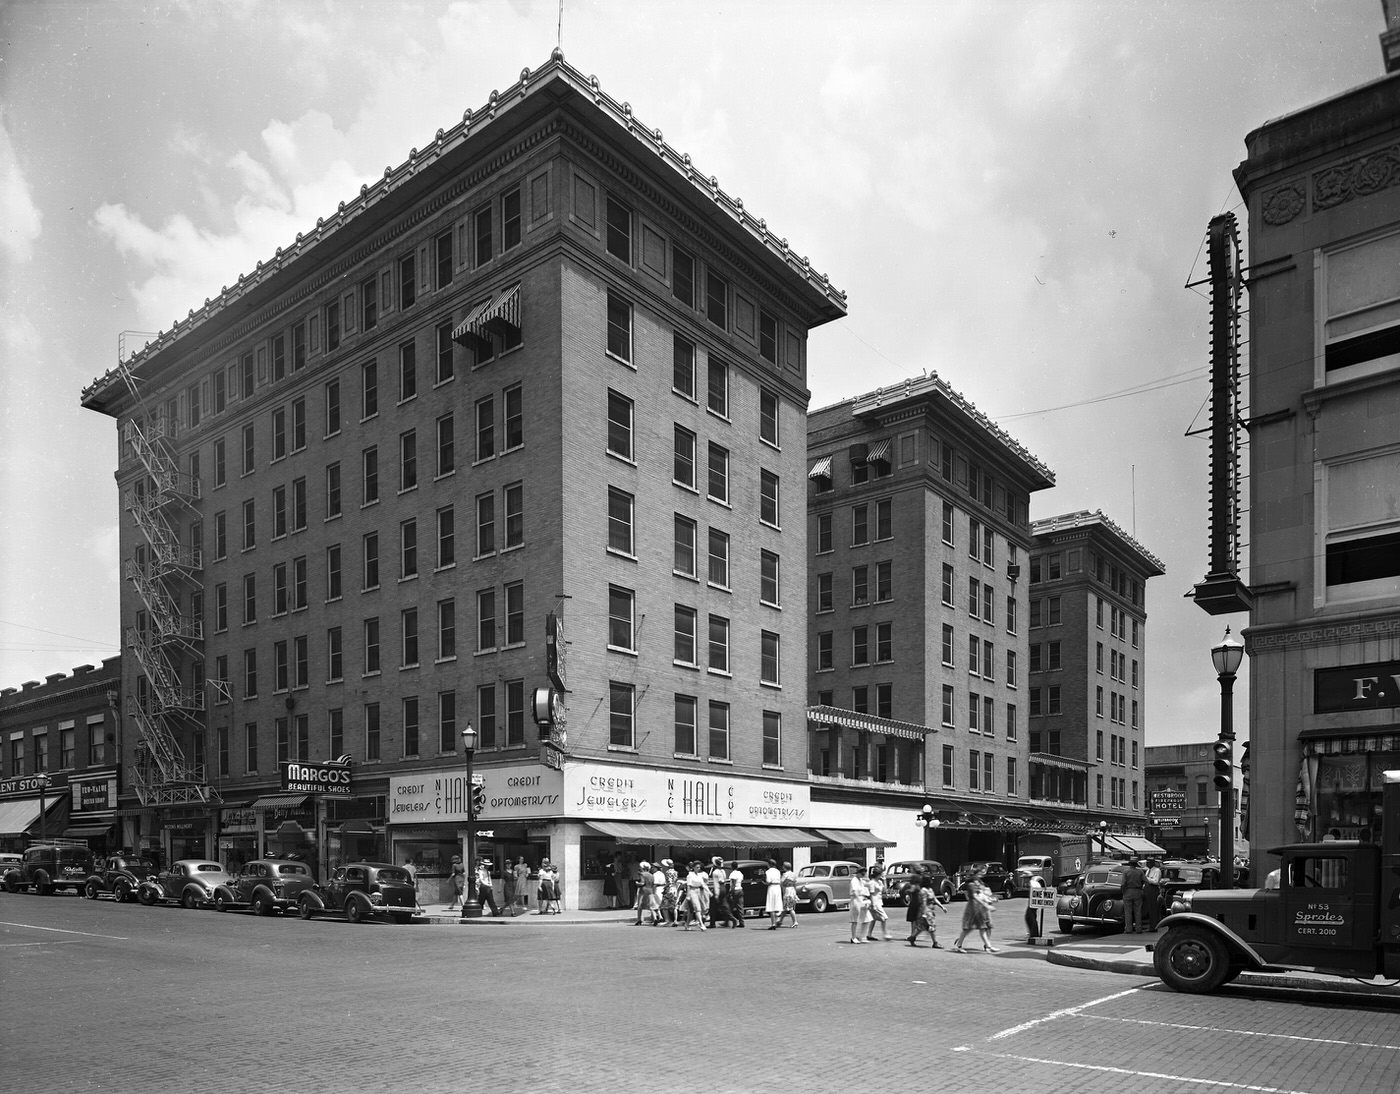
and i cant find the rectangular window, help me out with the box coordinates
[708,701,730,760]
[610,682,635,748]
[325,462,342,519]
[760,550,780,607]
[399,429,417,491]
[434,413,455,478]
[942,744,955,787]
[969,750,980,791]
[608,586,635,652]
[396,339,416,402]
[607,390,634,460]
[608,487,634,555]
[292,556,307,610]
[708,614,730,674]
[327,626,343,681]
[362,446,379,505]
[673,245,695,308]
[245,722,258,772]
[437,505,455,568]
[365,702,381,762]
[400,696,418,757]
[673,425,697,489]
[504,384,522,450]
[674,695,697,755]
[941,563,954,606]
[705,270,728,329]
[362,532,379,590]
[605,194,632,262]
[984,751,994,794]
[707,528,729,588]
[877,499,892,540]
[437,598,456,661]
[363,617,381,675]
[816,631,833,671]
[762,710,781,766]
[674,605,697,665]
[214,512,227,560]
[213,438,226,488]
[761,630,781,686]
[273,640,289,693]
[242,422,255,474]
[674,515,697,577]
[476,492,496,556]
[436,229,454,288]
[503,482,523,549]
[852,625,869,667]
[759,388,780,446]
[325,299,341,351]
[1006,703,1017,741]
[324,379,341,436]
[760,469,779,526]
[502,185,522,250]
[243,648,258,698]
[291,477,306,531]
[673,334,695,399]
[707,443,729,504]
[606,290,632,363]
[707,358,728,417]
[401,608,419,667]
[362,277,378,331]
[475,395,494,461]
[272,485,287,539]
[400,518,418,579]
[242,499,256,550]
[243,574,257,624]
[436,321,453,383]
[478,684,497,750]
[399,253,416,309]
[853,504,869,546]
[438,691,456,753]
[361,359,377,419]
[293,635,308,689]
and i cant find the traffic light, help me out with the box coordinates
[471,777,486,816]
[1212,739,1233,791]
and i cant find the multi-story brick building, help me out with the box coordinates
[1144,742,1242,860]
[79,52,846,907]
[0,658,122,854]
[804,374,1065,867]
[1228,20,1400,855]
[1027,510,1164,852]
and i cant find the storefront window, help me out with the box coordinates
[1313,751,1396,840]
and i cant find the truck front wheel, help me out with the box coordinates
[1154,925,1232,994]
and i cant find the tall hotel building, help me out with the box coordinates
[805,376,1064,868]
[1027,511,1164,849]
[80,53,847,908]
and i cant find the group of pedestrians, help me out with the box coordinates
[632,857,753,929]
[1119,856,1162,933]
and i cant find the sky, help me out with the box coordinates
[0,0,1388,746]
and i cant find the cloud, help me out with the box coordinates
[0,115,42,265]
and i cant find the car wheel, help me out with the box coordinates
[85,879,101,900]
[345,898,367,924]
[1057,918,1075,933]
[298,898,314,920]
[4,876,18,894]
[138,886,158,907]
[940,881,954,903]
[35,870,53,896]
[811,892,830,914]
[1154,926,1233,994]
[181,889,200,910]
[252,893,273,916]
[214,892,229,912]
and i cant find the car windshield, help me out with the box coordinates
[1016,858,1045,869]
[375,867,412,884]
[799,866,829,878]
[277,864,310,876]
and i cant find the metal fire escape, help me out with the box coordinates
[116,360,221,806]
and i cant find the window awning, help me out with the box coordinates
[339,819,376,835]
[808,455,833,480]
[583,820,829,848]
[250,794,309,810]
[1300,731,1400,755]
[63,823,114,838]
[814,828,897,848]
[865,438,892,465]
[0,797,43,836]
[806,704,929,742]
[451,283,521,353]
[1103,834,1166,856]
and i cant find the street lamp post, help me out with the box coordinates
[459,723,482,920]
[1211,627,1245,881]
[37,773,51,843]
[1097,819,1108,860]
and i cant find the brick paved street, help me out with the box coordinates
[4,894,1398,1094]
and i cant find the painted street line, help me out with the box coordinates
[1082,1012,1400,1053]
[0,920,128,940]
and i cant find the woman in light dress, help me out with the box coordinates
[865,863,892,941]
[848,866,872,944]
[763,859,783,928]
[775,861,799,928]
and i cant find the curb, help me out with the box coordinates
[1047,946,1400,997]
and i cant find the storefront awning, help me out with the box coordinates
[583,820,829,848]
[1103,834,1166,856]
[251,794,309,810]
[0,798,43,836]
[64,823,114,838]
[1300,731,1400,755]
[814,828,897,848]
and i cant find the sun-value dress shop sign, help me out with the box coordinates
[568,762,811,824]
[389,763,565,823]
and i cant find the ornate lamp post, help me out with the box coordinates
[1211,627,1245,879]
[37,772,51,843]
[1098,819,1108,860]
[459,723,482,920]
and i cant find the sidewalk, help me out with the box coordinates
[419,901,634,925]
[1044,925,1400,997]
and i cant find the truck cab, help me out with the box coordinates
[1153,773,1400,992]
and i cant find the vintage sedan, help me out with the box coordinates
[1055,862,1127,933]
[212,857,317,915]
[882,860,956,905]
[298,862,422,924]
[83,853,160,902]
[720,860,771,918]
[955,861,1016,899]
[794,860,862,913]
[137,860,231,909]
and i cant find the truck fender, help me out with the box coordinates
[1156,911,1267,970]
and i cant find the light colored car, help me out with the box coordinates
[794,860,862,913]
[137,859,231,908]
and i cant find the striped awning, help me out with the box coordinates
[583,820,829,848]
[1300,732,1400,755]
[451,283,521,352]
[808,455,833,480]
[864,438,892,465]
[814,827,897,848]
[250,794,309,810]
[806,704,929,742]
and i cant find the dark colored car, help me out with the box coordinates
[1054,862,1127,933]
[137,860,231,909]
[720,859,771,918]
[212,857,317,915]
[3,842,91,895]
[298,862,423,924]
[882,860,956,905]
[955,861,1016,899]
[84,853,160,902]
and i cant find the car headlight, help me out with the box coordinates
[1170,892,1192,914]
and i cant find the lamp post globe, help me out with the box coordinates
[1210,627,1245,878]
[459,722,482,920]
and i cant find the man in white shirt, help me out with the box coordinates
[1143,858,1163,931]
[723,864,747,928]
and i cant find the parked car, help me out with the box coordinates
[0,852,22,882]
[882,860,956,905]
[720,860,771,918]
[1159,860,1222,913]
[794,860,862,913]
[4,841,92,895]
[137,860,231,909]
[955,861,1016,899]
[1055,861,1127,933]
[84,853,160,902]
[212,857,317,915]
[298,862,422,924]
